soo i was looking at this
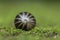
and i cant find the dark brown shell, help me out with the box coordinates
[14,12,36,31]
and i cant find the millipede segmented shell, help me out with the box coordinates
[14,12,36,31]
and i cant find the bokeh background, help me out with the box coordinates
[0,0,60,40]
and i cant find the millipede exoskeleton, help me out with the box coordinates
[14,12,36,31]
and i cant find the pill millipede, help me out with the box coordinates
[14,12,36,31]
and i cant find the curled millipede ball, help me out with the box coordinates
[14,12,36,31]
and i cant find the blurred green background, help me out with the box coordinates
[0,0,60,40]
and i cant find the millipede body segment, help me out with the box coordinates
[14,12,36,31]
